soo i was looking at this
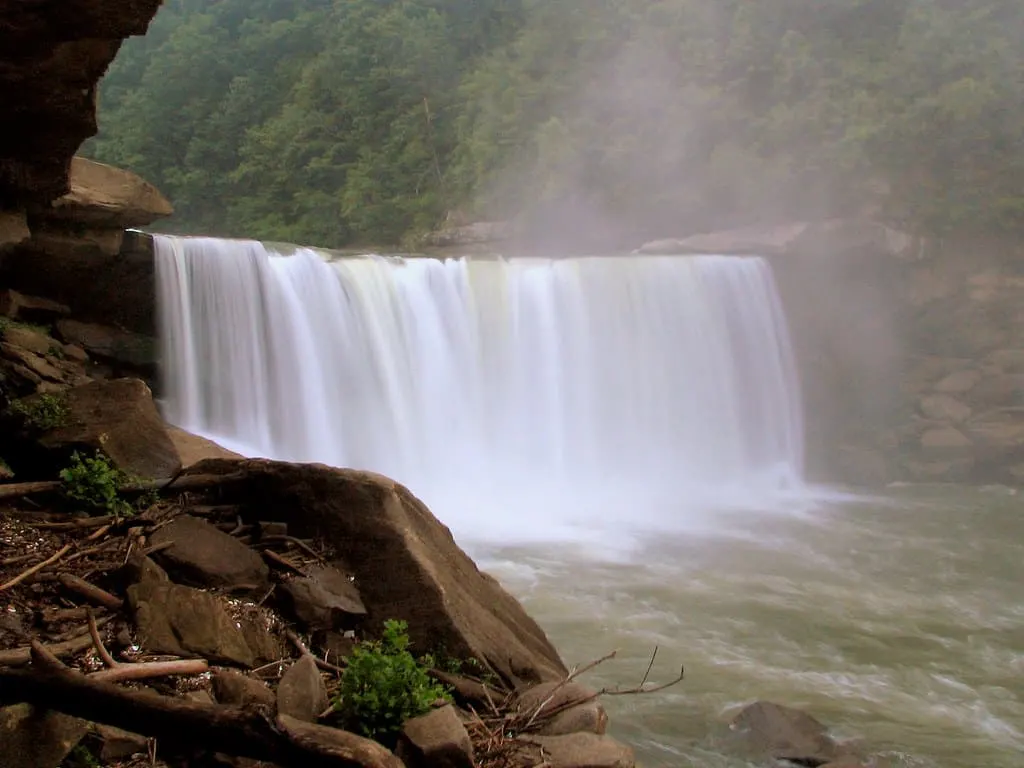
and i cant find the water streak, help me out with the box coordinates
[155,235,804,544]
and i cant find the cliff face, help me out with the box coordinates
[0,0,164,210]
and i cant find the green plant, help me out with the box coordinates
[63,745,101,768]
[9,392,70,431]
[334,619,450,742]
[59,451,133,517]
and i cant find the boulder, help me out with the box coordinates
[278,569,367,632]
[934,370,980,394]
[127,579,281,668]
[919,394,972,423]
[1,325,55,357]
[0,290,69,324]
[0,704,89,768]
[970,375,1024,408]
[919,426,972,455]
[212,670,277,710]
[181,459,568,686]
[395,704,474,768]
[517,733,635,768]
[30,378,180,479]
[148,515,270,591]
[277,655,329,723]
[0,343,63,382]
[721,701,843,765]
[95,724,149,761]
[46,157,173,229]
[55,319,154,370]
[167,426,243,467]
[516,682,608,736]
[0,211,30,252]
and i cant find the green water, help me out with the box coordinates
[476,485,1024,767]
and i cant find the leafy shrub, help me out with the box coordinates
[9,392,70,431]
[335,619,450,742]
[60,451,133,517]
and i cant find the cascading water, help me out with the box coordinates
[154,235,804,548]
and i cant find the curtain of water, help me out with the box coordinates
[155,236,804,538]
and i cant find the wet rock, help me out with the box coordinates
[212,670,277,709]
[919,394,971,423]
[0,704,89,768]
[278,571,366,632]
[167,425,243,467]
[517,733,635,768]
[0,343,63,382]
[33,378,181,479]
[95,723,149,761]
[148,515,270,591]
[55,319,155,370]
[722,701,843,766]
[396,704,474,768]
[276,655,329,723]
[919,426,972,455]
[516,681,608,736]
[127,579,279,667]
[971,375,1024,408]
[180,459,568,687]
[988,349,1024,373]
[0,290,70,324]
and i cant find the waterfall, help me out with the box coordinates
[155,235,805,545]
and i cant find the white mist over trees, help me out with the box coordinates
[88,0,1024,247]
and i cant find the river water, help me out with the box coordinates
[474,484,1024,768]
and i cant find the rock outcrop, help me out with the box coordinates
[0,1,165,208]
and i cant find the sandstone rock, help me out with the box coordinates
[127,579,279,667]
[0,211,30,251]
[516,682,608,736]
[276,715,404,768]
[212,670,277,709]
[920,426,972,454]
[32,378,180,479]
[1,325,55,356]
[934,369,980,394]
[29,223,125,257]
[182,459,568,686]
[722,701,842,765]
[0,290,69,324]
[919,394,972,423]
[55,319,155,370]
[47,157,173,229]
[95,723,149,761]
[167,425,243,467]
[0,343,63,382]
[62,343,88,363]
[518,733,635,768]
[278,570,366,632]
[277,655,329,723]
[0,704,89,768]
[971,375,1024,408]
[396,704,474,768]
[148,515,270,591]
[988,349,1024,373]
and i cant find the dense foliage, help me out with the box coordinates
[335,619,450,742]
[87,0,1024,247]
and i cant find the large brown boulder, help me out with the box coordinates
[47,157,173,229]
[22,378,180,479]
[182,459,569,687]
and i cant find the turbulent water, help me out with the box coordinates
[155,235,803,548]
[154,235,1023,767]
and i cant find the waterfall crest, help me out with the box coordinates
[155,235,804,544]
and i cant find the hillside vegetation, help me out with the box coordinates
[87,0,1024,248]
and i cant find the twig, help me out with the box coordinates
[87,608,119,669]
[88,659,209,683]
[601,664,684,696]
[0,630,99,667]
[639,645,658,688]
[286,630,345,676]
[29,515,115,530]
[141,541,174,557]
[57,573,123,609]
[50,615,113,643]
[0,544,72,591]
[1,551,43,567]
[262,550,305,575]
[258,535,324,562]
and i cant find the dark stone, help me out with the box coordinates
[516,733,635,768]
[395,705,474,768]
[0,704,89,768]
[211,670,276,710]
[278,572,366,632]
[95,724,149,761]
[276,655,329,723]
[149,515,270,592]
[0,290,70,324]
[721,701,843,766]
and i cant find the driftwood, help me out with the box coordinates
[0,653,402,768]
[0,472,248,502]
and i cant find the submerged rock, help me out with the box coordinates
[719,701,845,766]
[516,681,608,736]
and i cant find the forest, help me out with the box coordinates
[85,0,1024,249]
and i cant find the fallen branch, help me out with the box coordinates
[0,629,99,667]
[58,573,123,609]
[263,549,306,575]
[0,543,72,591]
[286,630,346,676]
[0,658,401,768]
[87,608,118,669]
[29,515,116,530]
[0,472,245,503]
[88,659,209,683]
[258,535,324,562]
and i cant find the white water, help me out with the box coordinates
[154,235,805,550]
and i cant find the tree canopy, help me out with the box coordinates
[86,0,1024,248]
